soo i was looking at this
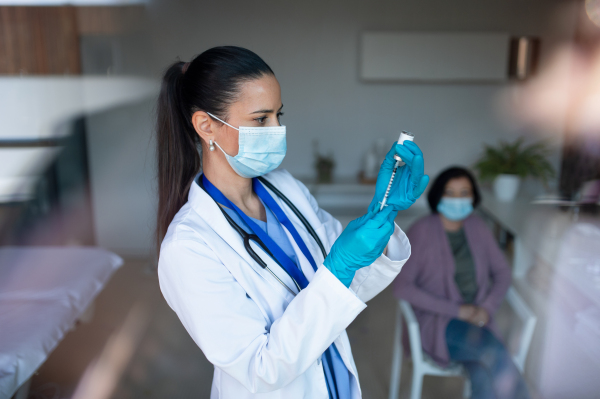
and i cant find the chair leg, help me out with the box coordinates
[388,304,403,399]
[462,376,471,398]
[410,367,423,399]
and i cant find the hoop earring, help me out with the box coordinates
[209,139,215,152]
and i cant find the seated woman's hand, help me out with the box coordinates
[470,307,490,327]
[324,207,397,287]
[368,141,430,214]
[459,305,490,327]
[458,304,477,321]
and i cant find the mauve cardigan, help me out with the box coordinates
[393,213,511,365]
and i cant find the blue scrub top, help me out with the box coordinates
[222,202,351,399]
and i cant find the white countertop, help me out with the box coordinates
[307,182,375,213]
[305,180,430,230]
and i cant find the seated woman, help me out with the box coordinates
[393,166,530,399]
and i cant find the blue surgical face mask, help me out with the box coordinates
[207,112,286,178]
[437,197,474,221]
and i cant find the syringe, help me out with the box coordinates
[379,131,415,211]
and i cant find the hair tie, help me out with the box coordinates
[182,62,191,74]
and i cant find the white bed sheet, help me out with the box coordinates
[0,247,123,399]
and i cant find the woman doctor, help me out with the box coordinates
[156,46,429,399]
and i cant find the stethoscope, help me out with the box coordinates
[199,176,328,296]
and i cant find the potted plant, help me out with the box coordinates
[313,140,336,184]
[474,138,555,202]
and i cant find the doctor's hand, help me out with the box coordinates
[324,207,397,287]
[368,141,430,214]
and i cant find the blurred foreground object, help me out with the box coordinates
[0,247,122,398]
[587,0,600,28]
[506,2,600,134]
[501,3,600,199]
[536,222,600,398]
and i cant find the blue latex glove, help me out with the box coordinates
[368,141,430,214]
[324,206,397,287]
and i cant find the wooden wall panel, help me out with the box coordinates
[76,6,145,35]
[0,6,80,75]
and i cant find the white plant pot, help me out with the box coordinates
[493,174,521,202]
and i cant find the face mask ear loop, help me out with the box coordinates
[206,112,239,131]
[212,140,232,158]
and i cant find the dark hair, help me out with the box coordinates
[427,166,481,213]
[155,46,274,251]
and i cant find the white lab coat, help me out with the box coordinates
[158,169,411,399]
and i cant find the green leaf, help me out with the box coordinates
[473,138,555,183]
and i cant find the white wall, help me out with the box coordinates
[83,0,577,254]
[0,77,157,140]
[85,99,158,257]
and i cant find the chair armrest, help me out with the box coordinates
[506,286,537,372]
[399,299,423,364]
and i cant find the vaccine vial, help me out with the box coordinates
[394,131,415,162]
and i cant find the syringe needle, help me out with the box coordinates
[378,131,415,212]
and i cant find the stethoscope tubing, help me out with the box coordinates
[199,177,322,295]
[257,177,327,259]
[242,232,301,295]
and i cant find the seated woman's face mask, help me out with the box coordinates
[207,112,286,178]
[437,197,474,221]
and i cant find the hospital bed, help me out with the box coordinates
[0,246,123,399]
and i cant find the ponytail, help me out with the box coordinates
[155,46,274,253]
[156,62,201,251]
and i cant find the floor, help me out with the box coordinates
[27,255,469,399]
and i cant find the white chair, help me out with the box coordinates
[388,287,536,399]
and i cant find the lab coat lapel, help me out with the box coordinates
[187,181,295,302]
